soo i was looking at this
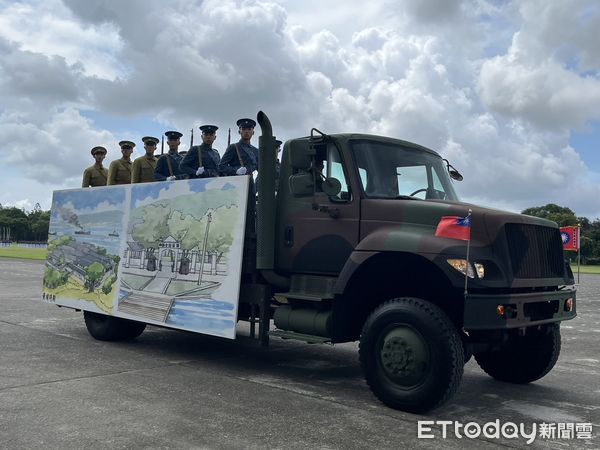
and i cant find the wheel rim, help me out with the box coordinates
[378,324,430,388]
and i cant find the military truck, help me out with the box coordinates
[45,111,576,413]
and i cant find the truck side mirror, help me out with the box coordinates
[449,169,463,181]
[289,140,316,170]
[322,177,342,197]
[443,159,463,181]
[289,172,314,196]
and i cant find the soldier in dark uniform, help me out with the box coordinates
[154,131,186,181]
[219,118,260,233]
[107,141,135,185]
[275,139,282,190]
[180,125,221,179]
[132,136,159,183]
[82,146,108,187]
[218,118,259,177]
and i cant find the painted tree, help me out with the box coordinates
[44,267,68,289]
[131,204,170,270]
[205,205,239,263]
[85,262,105,292]
[166,209,204,273]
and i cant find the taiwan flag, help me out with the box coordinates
[560,226,579,252]
[435,215,471,241]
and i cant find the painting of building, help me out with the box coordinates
[43,177,249,339]
[42,187,126,313]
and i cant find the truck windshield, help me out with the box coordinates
[350,139,460,201]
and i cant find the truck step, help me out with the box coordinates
[270,329,332,344]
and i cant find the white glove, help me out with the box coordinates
[196,166,205,176]
[167,176,176,181]
[236,166,247,175]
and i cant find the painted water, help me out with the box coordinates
[49,223,122,256]
[166,299,235,337]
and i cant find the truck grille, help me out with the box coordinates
[505,224,564,279]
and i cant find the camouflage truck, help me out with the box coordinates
[47,111,576,413]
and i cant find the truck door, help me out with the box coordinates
[278,142,360,275]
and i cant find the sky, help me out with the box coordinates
[0,0,598,219]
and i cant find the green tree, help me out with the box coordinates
[521,204,578,227]
[85,262,105,293]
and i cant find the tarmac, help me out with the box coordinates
[0,258,598,449]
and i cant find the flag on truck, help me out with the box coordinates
[560,226,579,251]
[435,215,471,241]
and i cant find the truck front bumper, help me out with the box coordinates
[463,289,576,330]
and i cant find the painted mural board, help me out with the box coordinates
[42,176,249,339]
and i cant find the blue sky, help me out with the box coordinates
[52,186,125,213]
[0,0,598,219]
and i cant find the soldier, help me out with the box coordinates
[132,136,159,183]
[218,118,259,177]
[82,146,108,187]
[154,131,186,181]
[275,139,282,189]
[180,125,221,179]
[107,141,135,185]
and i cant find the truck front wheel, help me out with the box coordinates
[474,324,561,384]
[359,298,464,413]
[83,311,146,341]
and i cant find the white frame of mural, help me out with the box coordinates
[42,176,249,339]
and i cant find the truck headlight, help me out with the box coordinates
[474,262,485,279]
[446,259,485,279]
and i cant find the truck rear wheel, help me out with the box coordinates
[359,298,464,413]
[474,324,561,384]
[83,311,146,341]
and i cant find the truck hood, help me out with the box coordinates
[357,198,570,288]
[359,198,557,248]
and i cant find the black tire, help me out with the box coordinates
[83,311,146,341]
[119,320,146,340]
[359,298,464,413]
[474,324,561,384]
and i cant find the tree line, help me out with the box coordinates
[0,204,50,242]
[1,202,598,264]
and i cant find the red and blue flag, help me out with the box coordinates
[560,226,579,251]
[435,215,471,241]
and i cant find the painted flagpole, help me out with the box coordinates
[464,209,473,299]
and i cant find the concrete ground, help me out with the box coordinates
[0,259,598,449]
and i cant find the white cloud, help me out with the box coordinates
[0,0,599,221]
[479,37,600,129]
[0,108,115,183]
[0,0,124,80]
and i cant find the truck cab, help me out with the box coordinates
[250,116,576,412]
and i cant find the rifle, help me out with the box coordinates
[227,128,231,147]
[161,134,164,155]
[190,128,194,149]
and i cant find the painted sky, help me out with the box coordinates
[0,0,598,219]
